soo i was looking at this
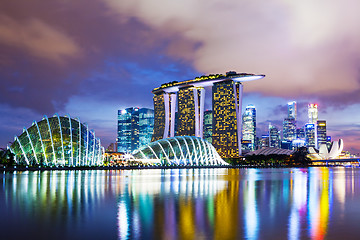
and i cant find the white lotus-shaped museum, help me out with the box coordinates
[308,139,344,160]
[132,136,228,166]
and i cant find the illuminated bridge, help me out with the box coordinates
[152,71,265,158]
[133,136,228,166]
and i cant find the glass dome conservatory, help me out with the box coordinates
[133,136,228,166]
[8,114,104,166]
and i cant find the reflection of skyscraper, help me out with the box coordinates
[212,80,242,158]
[269,124,280,148]
[203,110,212,143]
[317,120,327,147]
[242,105,256,151]
[308,104,318,124]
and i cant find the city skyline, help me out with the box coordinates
[0,1,359,154]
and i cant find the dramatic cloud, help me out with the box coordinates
[0,15,80,62]
[104,0,360,101]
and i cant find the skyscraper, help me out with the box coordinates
[242,104,256,151]
[151,72,265,158]
[305,123,316,147]
[288,101,297,120]
[269,124,280,148]
[118,107,154,153]
[117,108,134,153]
[317,120,327,148]
[212,80,242,158]
[308,104,318,124]
[203,110,212,143]
[283,118,296,142]
[177,87,204,137]
[138,108,154,148]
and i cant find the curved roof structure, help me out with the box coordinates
[133,136,228,166]
[245,147,295,156]
[152,71,265,94]
[308,139,344,160]
[8,114,104,166]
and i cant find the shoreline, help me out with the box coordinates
[0,164,352,172]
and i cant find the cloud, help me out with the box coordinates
[103,0,360,104]
[0,15,80,62]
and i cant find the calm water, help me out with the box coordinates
[1,167,360,240]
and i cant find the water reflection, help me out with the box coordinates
[1,167,360,239]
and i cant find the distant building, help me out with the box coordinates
[317,120,327,148]
[106,143,118,153]
[296,127,305,139]
[260,135,270,148]
[203,110,212,143]
[283,117,296,142]
[242,104,256,151]
[138,108,154,148]
[305,123,316,148]
[288,101,297,120]
[308,104,318,124]
[117,107,154,153]
[269,124,280,148]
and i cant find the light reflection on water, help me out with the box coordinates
[1,167,360,239]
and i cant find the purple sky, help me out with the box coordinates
[1,0,359,154]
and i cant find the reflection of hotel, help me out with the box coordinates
[151,72,265,157]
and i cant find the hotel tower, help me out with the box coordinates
[151,72,265,158]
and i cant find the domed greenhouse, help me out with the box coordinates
[133,136,228,166]
[8,114,104,166]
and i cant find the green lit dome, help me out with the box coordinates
[8,114,104,166]
[133,136,228,166]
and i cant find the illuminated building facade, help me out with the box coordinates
[203,110,213,143]
[308,104,318,124]
[138,108,154,148]
[152,72,265,158]
[269,124,280,148]
[8,114,104,166]
[283,118,296,142]
[288,101,297,120]
[118,107,154,153]
[242,104,256,151]
[133,136,227,166]
[177,87,204,137]
[317,120,327,148]
[305,123,316,147]
[212,80,242,158]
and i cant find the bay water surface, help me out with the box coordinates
[1,167,360,239]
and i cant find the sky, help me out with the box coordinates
[0,0,359,154]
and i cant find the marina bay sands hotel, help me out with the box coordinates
[151,71,265,158]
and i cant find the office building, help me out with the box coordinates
[242,104,256,151]
[308,104,318,124]
[283,117,296,142]
[305,123,316,147]
[138,108,154,148]
[269,124,280,148]
[317,120,327,148]
[203,110,212,143]
[118,107,154,153]
[288,101,297,120]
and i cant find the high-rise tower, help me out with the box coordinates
[308,104,318,124]
[288,101,297,120]
[212,80,242,158]
[242,104,256,151]
[151,72,265,158]
[203,110,213,143]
